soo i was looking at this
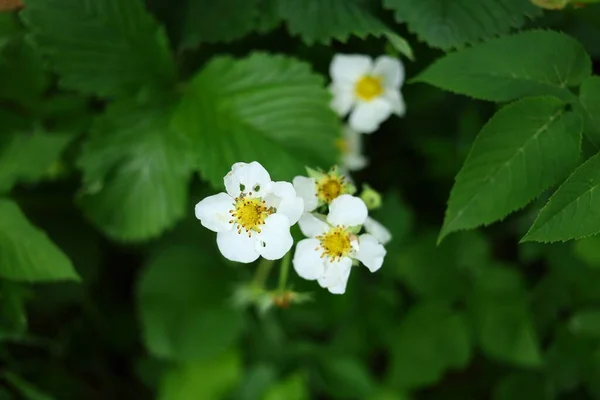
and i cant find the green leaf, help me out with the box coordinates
[573,236,600,267]
[470,267,542,367]
[440,97,581,242]
[180,0,262,47]
[77,102,192,242]
[158,351,241,400]
[493,373,554,400]
[569,310,600,338]
[171,52,339,187]
[3,372,55,400]
[523,151,600,242]
[138,243,244,361]
[279,0,389,44]
[415,31,590,102]
[21,0,176,98]
[318,356,375,398]
[383,0,541,50]
[387,302,472,390]
[0,199,79,282]
[0,281,29,340]
[545,329,596,393]
[263,373,308,400]
[577,76,600,146]
[0,129,74,193]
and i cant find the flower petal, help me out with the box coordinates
[255,214,293,260]
[217,228,260,263]
[318,257,352,292]
[363,216,392,245]
[292,238,325,280]
[329,83,355,116]
[265,181,304,225]
[224,169,242,198]
[230,161,272,198]
[349,99,392,134]
[298,212,329,238]
[194,192,235,232]
[384,89,406,117]
[373,55,405,88]
[327,265,352,295]
[330,54,373,84]
[327,194,367,227]
[341,125,368,171]
[292,176,318,212]
[357,233,386,272]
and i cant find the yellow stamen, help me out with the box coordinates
[355,75,383,101]
[316,174,345,204]
[316,226,354,261]
[230,195,273,234]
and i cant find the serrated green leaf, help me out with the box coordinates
[0,129,74,193]
[577,76,600,146]
[415,31,590,102]
[77,102,192,242]
[0,199,79,282]
[383,0,541,50]
[471,267,542,367]
[138,244,244,361]
[181,0,262,47]
[279,0,389,44]
[523,151,600,242]
[387,302,471,390]
[440,97,581,242]
[171,52,339,187]
[21,0,176,98]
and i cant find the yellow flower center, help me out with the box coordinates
[229,196,274,236]
[316,226,354,261]
[355,75,383,101]
[316,175,345,204]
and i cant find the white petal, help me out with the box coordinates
[217,228,259,263]
[349,99,392,134]
[341,126,368,171]
[318,257,352,292]
[255,214,293,260]
[363,217,392,245]
[266,181,304,225]
[330,54,373,84]
[327,194,367,227]
[327,266,352,295]
[292,238,325,280]
[298,212,329,238]
[373,55,405,88]
[384,89,406,117]
[329,83,355,116]
[194,192,235,233]
[229,161,272,198]
[292,176,318,212]
[343,153,368,171]
[224,169,242,198]
[357,234,386,272]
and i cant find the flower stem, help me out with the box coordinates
[253,259,274,288]
[278,252,291,293]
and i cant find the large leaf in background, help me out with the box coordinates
[470,267,542,367]
[279,0,389,44]
[577,76,600,146]
[21,0,176,98]
[77,102,192,241]
[523,152,600,242]
[0,129,74,193]
[171,52,339,187]
[0,281,29,340]
[383,0,541,50]
[415,31,591,102]
[138,234,244,361]
[440,97,581,242]
[0,199,79,282]
[387,302,471,390]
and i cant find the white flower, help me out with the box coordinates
[329,54,405,134]
[292,167,354,213]
[195,161,304,263]
[337,125,368,172]
[364,216,392,245]
[292,195,386,294]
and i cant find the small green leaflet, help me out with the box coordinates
[414,30,591,102]
[523,151,600,242]
[383,0,541,50]
[440,97,581,242]
[77,102,193,242]
[171,52,339,188]
[21,0,176,98]
[0,199,80,282]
